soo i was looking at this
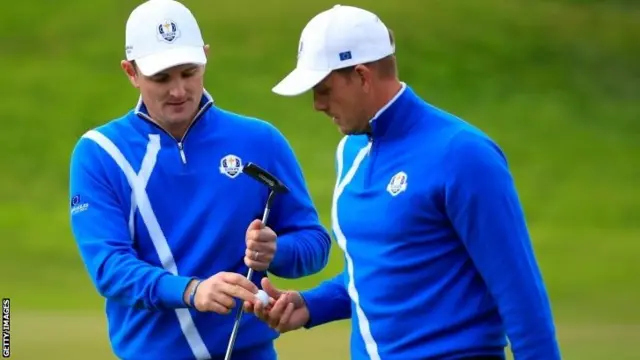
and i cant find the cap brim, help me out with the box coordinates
[272,67,331,96]
[135,46,207,76]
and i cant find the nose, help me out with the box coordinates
[313,93,327,112]
[169,79,187,99]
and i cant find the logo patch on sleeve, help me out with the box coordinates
[70,194,89,215]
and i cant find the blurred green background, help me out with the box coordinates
[1,0,638,359]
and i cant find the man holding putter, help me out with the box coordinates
[68,1,331,359]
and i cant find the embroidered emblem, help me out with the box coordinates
[157,19,180,43]
[70,194,90,215]
[386,171,408,196]
[219,154,243,179]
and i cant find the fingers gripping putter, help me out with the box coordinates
[224,162,289,360]
[236,162,289,286]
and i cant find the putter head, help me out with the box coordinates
[242,162,289,194]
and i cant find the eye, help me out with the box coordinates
[182,68,199,78]
[150,75,169,83]
[316,87,331,96]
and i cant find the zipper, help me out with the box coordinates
[177,142,187,163]
[364,136,375,188]
[136,102,211,165]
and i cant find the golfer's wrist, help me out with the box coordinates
[183,279,202,308]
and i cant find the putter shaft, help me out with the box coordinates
[223,204,272,360]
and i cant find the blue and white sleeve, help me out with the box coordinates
[264,125,332,278]
[300,271,351,328]
[443,131,561,360]
[69,136,193,310]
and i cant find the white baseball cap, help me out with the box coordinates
[125,0,207,76]
[272,5,395,96]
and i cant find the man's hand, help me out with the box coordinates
[244,219,277,271]
[183,272,260,314]
[243,277,309,333]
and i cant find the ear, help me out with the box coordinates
[120,60,140,89]
[354,64,373,90]
[203,44,210,58]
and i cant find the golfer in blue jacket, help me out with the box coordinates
[250,5,562,360]
[68,1,331,359]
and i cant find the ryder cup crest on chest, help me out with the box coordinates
[386,171,408,196]
[157,19,180,43]
[219,154,243,179]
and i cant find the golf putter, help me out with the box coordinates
[224,162,289,360]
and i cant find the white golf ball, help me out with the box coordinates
[256,290,269,306]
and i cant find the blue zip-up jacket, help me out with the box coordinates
[68,91,331,360]
[301,84,561,360]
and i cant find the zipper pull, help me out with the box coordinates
[178,142,187,164]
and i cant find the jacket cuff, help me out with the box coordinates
[157,274,194,309]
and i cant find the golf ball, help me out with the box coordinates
[256,290,269,306]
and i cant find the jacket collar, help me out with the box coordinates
[132,89,215,142]
[368,82,422,140]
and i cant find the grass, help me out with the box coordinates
[0,0,638,359]
[8,312,640,359]
[10,313,343,359]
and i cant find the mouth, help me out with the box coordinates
[166,100,188,107]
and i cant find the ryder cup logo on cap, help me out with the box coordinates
[157,19,180,43]
[125,0,207,76]
[272,5,395,96]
